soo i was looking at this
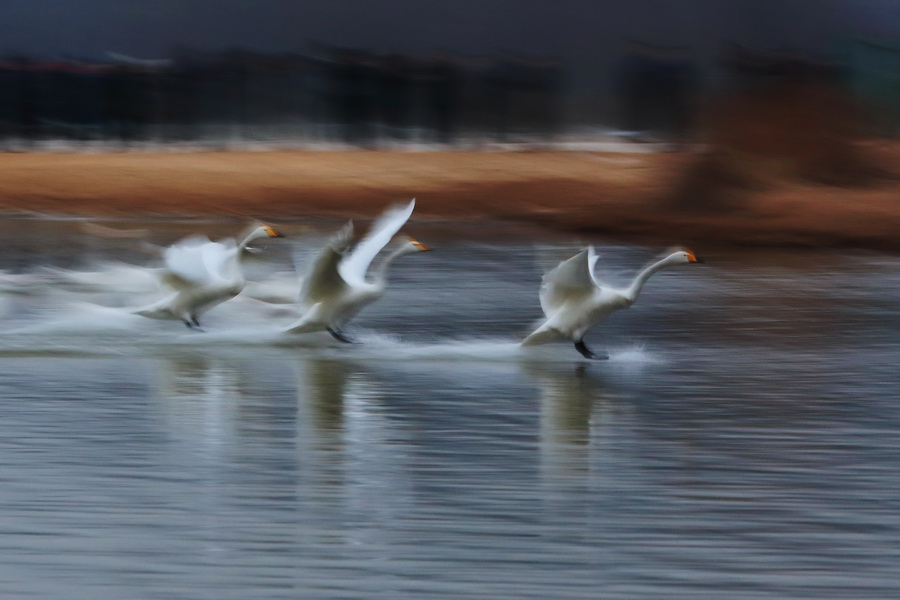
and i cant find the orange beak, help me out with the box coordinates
[409,237,431,251]
[264,225,284,238]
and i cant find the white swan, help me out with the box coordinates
[522,247,703,359]
[284,199,429,341]
[134,224,283,329]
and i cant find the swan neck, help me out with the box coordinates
[371,245,410,285]
[234,240,254,264]
[238,234,255,252]
[625,256,673,301]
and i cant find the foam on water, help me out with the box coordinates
[5,302,147,333]
[343,333,525,362]
[41,262,162,294]
[0,298,663,365]
[285,331,662,365]
[608,342,664,364]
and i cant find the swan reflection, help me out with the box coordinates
[154,354,303,562]
[295,357,353,438]
[524,362,624,480]
[294,356,415,548]
[155,353,301,450]
[155,355,243,448]
[294,356,400,455]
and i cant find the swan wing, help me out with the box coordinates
[201,239,240,283]
[338,199,415,286]
[162,235,239,288]
[298,222,354,306]
[539,246,600,314]
[162,235,216,287]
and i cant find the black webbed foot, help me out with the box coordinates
[328,327,355,344]
[183,318,204,332]
[574,339,608,360]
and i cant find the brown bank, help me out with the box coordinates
[1,146,899,251]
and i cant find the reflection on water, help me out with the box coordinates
[0,220,900,598]
[298,358,355,436]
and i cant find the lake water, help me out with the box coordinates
[0,218,899,599]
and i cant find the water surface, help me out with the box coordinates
[0,219,898,599]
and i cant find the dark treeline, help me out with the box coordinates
[0,42,860,148]
[0,48,566,147]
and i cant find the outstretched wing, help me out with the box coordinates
[338,199,415,286]
[162,235,219,288]
[201,238,240,282]
[298,222,354,308]
[539,246,600,315]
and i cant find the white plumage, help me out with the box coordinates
[134,224,283,329]
[522,247,702,358]
[284,199,429,341]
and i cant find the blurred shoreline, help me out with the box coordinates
[1,145,899,252]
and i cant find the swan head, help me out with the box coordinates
[401,236,431,253]
[239,224,284,247]
[670,248,704,264]
[256,224,285,240]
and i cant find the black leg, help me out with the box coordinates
[328,327,355,344]
[574,339,607,360]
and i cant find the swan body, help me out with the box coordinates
[285,199,429,340]
[522,247,702,358]
[134,224,283,328]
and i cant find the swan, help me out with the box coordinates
[284,199,429,341]
[134,224,283,329]
[521,247,703,359]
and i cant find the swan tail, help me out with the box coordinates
[132,304,175,321]
[521,324,565,347]
[284,301,337,335]
[132,294,181,321]
[284,320,327,335]
[283,304,329,334]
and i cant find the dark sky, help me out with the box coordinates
[0,0,866,58]
[0,0,601,57]
[0,0,889,90]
